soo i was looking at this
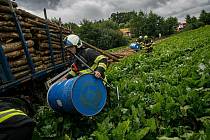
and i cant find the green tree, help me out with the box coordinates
[144,11,162,36]
[77,19,128,50]
[130,11,146,37]
[185,14,191,24]
[165,16,178,35]
[199,10,210,25]
[185,15,204,30]
[110,11,137,26]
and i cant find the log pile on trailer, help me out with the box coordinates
[0,0,120,89]
[0,0,72,80]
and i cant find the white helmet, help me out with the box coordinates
[63,34,83,48]
[139,36,143,39]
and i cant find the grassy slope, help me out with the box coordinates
[34,26,210,140]
[89,26,210,139]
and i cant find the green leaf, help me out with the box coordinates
[112,120,130,139]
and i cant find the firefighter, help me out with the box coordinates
[63,34,108,80]
[143,35,149,44]
[0,97,35,140]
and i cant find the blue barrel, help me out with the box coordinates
[47,74,107,116]
[129,43,141,51]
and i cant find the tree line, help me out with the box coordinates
[52,10,210,50]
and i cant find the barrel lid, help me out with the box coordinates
[71,74,107,116]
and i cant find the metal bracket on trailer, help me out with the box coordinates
[59,18,65,63]
[44,8,55,68]
[7,0,35,74]
[0,43,14,83]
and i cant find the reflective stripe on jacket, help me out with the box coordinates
[0,98,36,129]
[67,48,108,79]
[0,109,27,123]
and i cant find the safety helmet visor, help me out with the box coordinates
[64,38,74,48]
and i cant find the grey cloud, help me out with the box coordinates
[16,0,61,10]
[15,0,210,24]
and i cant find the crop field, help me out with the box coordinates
[34,26,210,140]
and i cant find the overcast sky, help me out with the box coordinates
[16,0,210,24]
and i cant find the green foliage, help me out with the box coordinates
[34,26,210,139]
[130,11,178,37]
[77,19,128,50]
[199,10,210,25]
[34,106,60,138]
[103,25,210,139]
[110,11,137,25]
[185,15,205,31]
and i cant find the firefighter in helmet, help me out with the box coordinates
[63,34,108,80]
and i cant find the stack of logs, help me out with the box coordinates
[0,0,72,79]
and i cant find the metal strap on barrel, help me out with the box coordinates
[44,8,55,67]
[59,18,65,63]
[7,0,35,74]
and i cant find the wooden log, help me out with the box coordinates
[0,6,10,14]
[43,56,62,64]
[55,58,62,63]
[36,32,60,38]
[42,40,61,45]
[5,39,14,44]
[17,9,37,19]
[48,25,59,31]
[82,41,119,62]
[46,63,52,68]
[18,9,71,33]
[25,18,45,27]
[34,61,43,67]
[3,40,34,53]
[50,33,60,38]
[0,21,15,26]
[5,47,35,59]
[0,5,69,34]
[49,29,60,34]
[9,56,41,68]
[32,56,42,63]
[31,27,46,35]
[11,60,43,73]
[43,59,52,64]
[54,54,62,58]
[36,34,60,42]
[35,17,46,24]
[0,21,33,28]
[0,0,18,7]
[39,43,61,49]
[11,65,29,73]
[35,65,44,72]
[42,56,50,61]
[39,50,61,56]
[41,54,62,61]
[20,21,33,28]
[36,34,47,39]
[55,60,63,65]
[10,58,27,68]
[0,32,32,39]
[0,26,30,33]
[14,70,31,79]
[35,17,59,29]
[0,32,19,38]
[0,13,22,21]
